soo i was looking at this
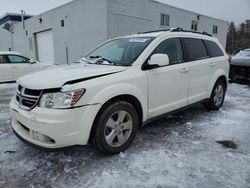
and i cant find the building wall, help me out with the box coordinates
[12,0,107,64]
[1,0,228,64]
[0,28,12,51]
[107,0,228,47]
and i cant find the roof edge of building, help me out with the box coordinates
[151,0,229,24]
[0,12,33,21]
[36,0,76,18]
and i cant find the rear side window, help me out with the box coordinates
[0,55,8,64]
[182,38,208,61]
[152,38,183,64]
[204,40,224,57]
[0,55,4,63]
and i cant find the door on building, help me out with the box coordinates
[36,30,55,63]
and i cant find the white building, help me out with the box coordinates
[0,0,228,64]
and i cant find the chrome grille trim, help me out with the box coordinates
[16,85,43,110]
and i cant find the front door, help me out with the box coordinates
[146,38,189,118]
[0,55,12,82]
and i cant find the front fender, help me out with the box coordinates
[89,83,148,121]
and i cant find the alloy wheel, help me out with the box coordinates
[104,110,133,147]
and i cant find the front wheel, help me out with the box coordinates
[206,79,226,111]
[92,101,138,154]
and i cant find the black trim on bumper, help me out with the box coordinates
[12,128,80,152]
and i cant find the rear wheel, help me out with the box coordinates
[92,101,138,154]
[206,79,226,111]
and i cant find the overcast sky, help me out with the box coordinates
[0,0,249,25]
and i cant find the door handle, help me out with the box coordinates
[180,67,189,73]
[210,62,216,67]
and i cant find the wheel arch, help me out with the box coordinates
[207,70,228,98]
[218,75,228,90]
[89,94,144,143]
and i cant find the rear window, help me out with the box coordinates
[182,38,208,61]
[204,40,224,57]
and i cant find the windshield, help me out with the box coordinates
[234,50,250,58]
[85,37,155,66]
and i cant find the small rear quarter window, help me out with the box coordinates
[204,40,224,57]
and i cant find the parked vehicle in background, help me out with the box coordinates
[229,49,250,86]
[10,28,230,154]
[0,51,54,83]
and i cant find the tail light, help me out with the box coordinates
[228,56,232,64]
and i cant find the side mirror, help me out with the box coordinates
[148,54,169,68]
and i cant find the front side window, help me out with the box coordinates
[8,55,30,64]
[151,38,183,64]
[183,38,208,61]
[86,37,155,66]
[0,55,7,64]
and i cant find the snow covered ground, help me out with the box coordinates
[0,83,250,188]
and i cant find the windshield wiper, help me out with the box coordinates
[72,57,95,64]
[89,55,118,66]
[81,57,95,64]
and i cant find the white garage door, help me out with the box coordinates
[36,30,54,63]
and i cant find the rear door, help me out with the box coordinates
[7,55,39,80]
[181,38,213,104]
[146,38,189,118]
[0,55,12,82]
[204,39,226,76]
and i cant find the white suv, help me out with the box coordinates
[10,29,229,154]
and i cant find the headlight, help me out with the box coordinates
[39,89,86,109]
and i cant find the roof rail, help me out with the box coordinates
[137,29,170,34]
[170,27,213,37]
[137,27,212,37]
[170,27,184,32]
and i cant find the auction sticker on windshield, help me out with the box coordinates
[129,38,150,43]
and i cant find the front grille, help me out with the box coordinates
[230,65,250,79]
[16,85,42,110]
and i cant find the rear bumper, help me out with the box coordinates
[10,97,101,149]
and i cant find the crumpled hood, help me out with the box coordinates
[231,57,250,67]
[17,64,127,90]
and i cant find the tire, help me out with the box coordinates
[92,101,138,154]
[206,79,226,111]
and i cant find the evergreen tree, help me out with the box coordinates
[226,21,250,54]
[226,22,237,54]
